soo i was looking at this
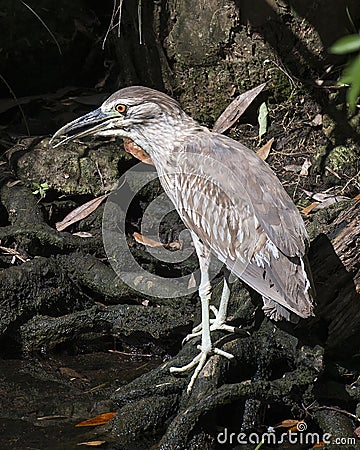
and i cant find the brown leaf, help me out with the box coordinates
[133,232,181,250]
[313,442,326,448]
[56,194,109,232]
[77,440,106,446]
[301,202,320,215]
[354,425,360,438]
[354,193,360,201]
[256,138,274,161]
[288,420,305,433]
[75,412,117,427]
[133,232,165,248]
[212,83,267,133]
[274,419,300,428]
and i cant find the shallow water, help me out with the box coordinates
[0,352,162,449]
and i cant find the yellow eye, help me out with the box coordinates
[115,104,127,114]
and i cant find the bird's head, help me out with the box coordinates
[51,86,195,161]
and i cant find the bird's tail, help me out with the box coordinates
[227,243,315,322]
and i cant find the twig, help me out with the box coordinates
[108,349,153,357]
[21,1,62,55]
[0,73,30,136]
[264,58,297,90]
[0,244,30,263]
[312,405,360,422]
[102,0,122,49]
[138,0,142,44]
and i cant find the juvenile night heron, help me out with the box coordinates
[51,86,315,391]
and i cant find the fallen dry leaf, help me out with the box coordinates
[288,420,306,433]
[77,440,106,447]
[284,164,303,173]
[0,245,30,262]
[56,194,109,232]
[256,137,274,161]
[75,412,117,427]
[301,202,320,215]
[213,83,266,133]
[133,232,165,248]
[72,231,94,238]
[299,158,312,176]
[312,197,349,211]
[354,193,360,201]
[303,189,349,203]
[133,232,181,250]
[311,113,323,126]
[274,419,300,428]
[188,272,197,289]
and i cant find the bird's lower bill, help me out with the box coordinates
[51,107,153,166]
[50,108,113,147]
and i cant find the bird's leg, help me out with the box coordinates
[170,234,234,392]
[183,278,235,343]
[209,278,236,331]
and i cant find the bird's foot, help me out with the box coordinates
[182,305,236,344]
[170,344,234,392]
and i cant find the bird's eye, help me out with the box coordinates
[115,104,127,114]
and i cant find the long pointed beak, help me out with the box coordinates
[50,108,112,147]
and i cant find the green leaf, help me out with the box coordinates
[340,53,360,112]
[258,102,268,141]
[330,34,360,54]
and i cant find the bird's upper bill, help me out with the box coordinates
[50,86,184,148]
[50,107,116,147]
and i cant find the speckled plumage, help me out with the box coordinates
[52,86,315,391]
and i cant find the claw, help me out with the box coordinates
[170,345,234,392]
[182,306,236,345]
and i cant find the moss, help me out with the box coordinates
[16,138,131,196]
[326,145,359,177]
[311,145,328,173]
